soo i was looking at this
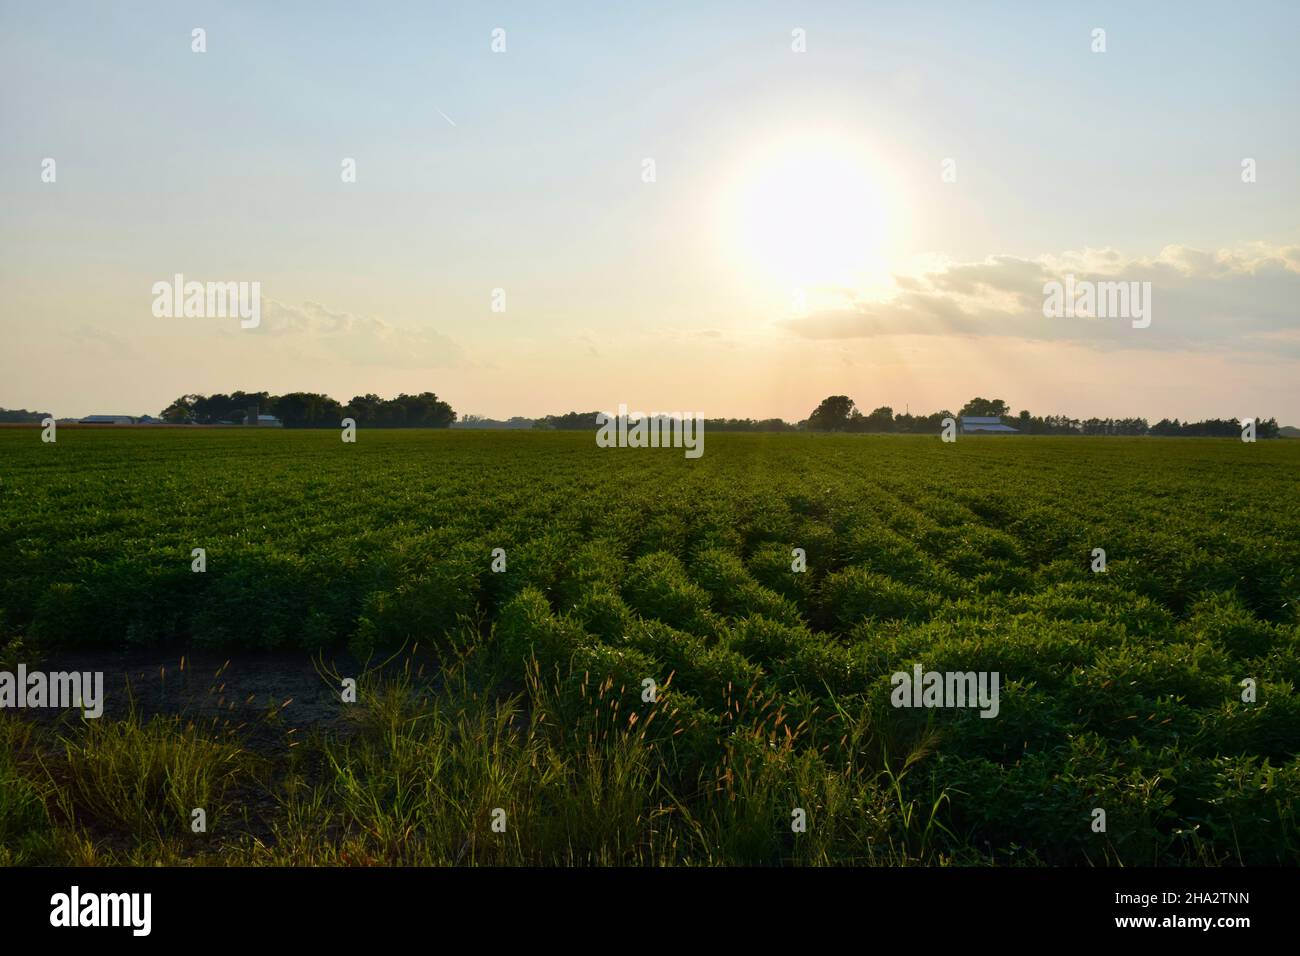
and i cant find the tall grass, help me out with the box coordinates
[1,645,952,865]
[39,707,255,846]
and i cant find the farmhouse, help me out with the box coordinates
[961,415,1018,435]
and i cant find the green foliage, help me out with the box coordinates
[43,710,254,845]
[2,429,1298,864]
[0,722,54,864]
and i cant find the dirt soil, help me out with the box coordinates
[0,646,437,757]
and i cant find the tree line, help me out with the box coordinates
[3,394,1286,437]
[158,391,456,428]
[530,411,797,432]
[804,395,1282,438]
[0,407,50,423]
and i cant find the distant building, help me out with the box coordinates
[961,416,1019,434]
[256,414,283,428]
[79,415,135,425]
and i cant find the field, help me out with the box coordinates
[1,428,1298,865]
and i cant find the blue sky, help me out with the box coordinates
[2,1,1297,421]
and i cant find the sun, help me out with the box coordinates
[728,139,892,288]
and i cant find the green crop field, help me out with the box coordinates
[1,428,1298,865]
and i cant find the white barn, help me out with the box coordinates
[961,415,1018,434]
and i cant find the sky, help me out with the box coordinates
[1,0,1297,422]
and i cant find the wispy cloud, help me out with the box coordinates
[69,325,136,360]
[253,300,468,369]
[781,243,1300,355]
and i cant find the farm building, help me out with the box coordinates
[961,416,1019,434]
[256,414,283,427]
[79,415,135,425]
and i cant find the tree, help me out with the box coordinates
[344,394,384,425]
[807,395,857,431]
[0,407,50,423]
[160,394,199,423]
[959,397,1011,418]
[863,406,895,432]
[533,411,604,430]
[399,392,456,428]
[270,392,344,428]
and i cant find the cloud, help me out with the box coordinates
[780,242,1300,355]
[574,332,602,358]
[69,325,136,360]
[253,300,467,369]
